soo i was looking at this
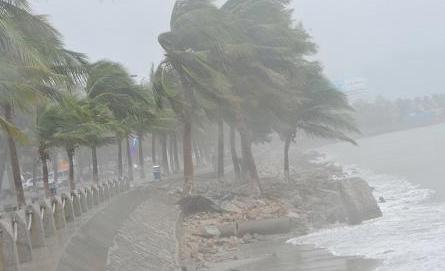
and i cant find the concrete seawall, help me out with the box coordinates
[0,180,132,271]
[56,187,151,271]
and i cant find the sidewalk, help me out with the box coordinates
[106,180,181,271]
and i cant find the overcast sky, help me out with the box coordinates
[32,0,445,99]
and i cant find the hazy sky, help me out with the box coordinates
[32,0,445,99]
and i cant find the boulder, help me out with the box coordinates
[339,177,382,225]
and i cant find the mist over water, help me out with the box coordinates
[289,123,445,270]
[319,123,445,198]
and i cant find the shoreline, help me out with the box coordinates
[50,152,383,270]
[49,173,380,271]
[208,235,379,271]
[178,150,383,270]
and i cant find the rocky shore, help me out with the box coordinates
[94,145,383,271]
[178,151,383,270]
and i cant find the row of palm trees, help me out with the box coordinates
[1,0,359,207]
[0,1,162,207]
[1,0,87,206]
[154,0,359,196]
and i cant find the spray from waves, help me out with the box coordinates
[288,159,445,271]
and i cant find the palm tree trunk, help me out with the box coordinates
[91,145,99,184]
[126,135,134,181]
[169,135,175,173]
[151,133,157,165]
[193,140,202,166]
[0,137,7,192]
[240,130,263,196]
[117,136,123,179]
[52,150,59,185]
[217,117,225,178]
[3,103,25,207]
[66,146,76,191]
[39,145,51,197]
[161,134,170,175]
[173,133,180,172]
[76,148,83,184]
[238,130,248,182]
[183,120,194,196]
[179,74,194,196]
[138,132,146,179]
[32,156,38,191]
[284,133,291,182]
[230,127,241,181]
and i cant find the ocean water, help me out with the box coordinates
[288,123,445,271]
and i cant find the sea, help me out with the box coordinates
[288,123,445,271]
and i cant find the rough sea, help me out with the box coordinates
[288,123,445,271]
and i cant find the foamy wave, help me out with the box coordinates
[288,162,445,271]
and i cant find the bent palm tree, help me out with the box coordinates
[38,95,103,191]
[85,60,150,181]
[1,0,86,205]
[282,75,359,180]
[158,0,234,196]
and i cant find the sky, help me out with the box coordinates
[32,0,445,99]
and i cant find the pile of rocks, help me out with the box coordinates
[180,197,297,267]
[180,150,383,268]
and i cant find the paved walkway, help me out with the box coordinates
[51,181,180,271]
[106,182,180,271]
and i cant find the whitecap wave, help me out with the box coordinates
[288,162,445,271]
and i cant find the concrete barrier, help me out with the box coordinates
[0,179,130,271]
[78,190,88,213]
[92,186,99,206]
[85,188,93,210]
[107,181,114,198]
[25,205,46,249]
[103,183,110,201]
[52,198,66,230]
[98,185,104,203]
[111,180,118,196]
[11,213,33,263]
[118,181,125,193]
[71,192,82,217]
[0,220,20,271]
[61,194,75,223]
[40,200,56,238]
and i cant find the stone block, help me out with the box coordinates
[71,192,82,217]
[40,200,56,238]
[11,212,33,263]
[51,198,66,230]
[0,220,20,271]
[25,205,46,249]
[61,194,75,223]
[92,186,99,206]
[85,188,93,209]
[79,190,88,213]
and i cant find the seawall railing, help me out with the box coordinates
[0,179,130,271]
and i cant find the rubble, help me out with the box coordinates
[179,151,382,269]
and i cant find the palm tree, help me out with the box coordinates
[38,95,110,191]
[84,60,145,181]
[1,1,86,205]
[207,0,316,195]
[157,0,234,196]
[282,75,359,180]
[82,101,115,184]
[126,84,158,179]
